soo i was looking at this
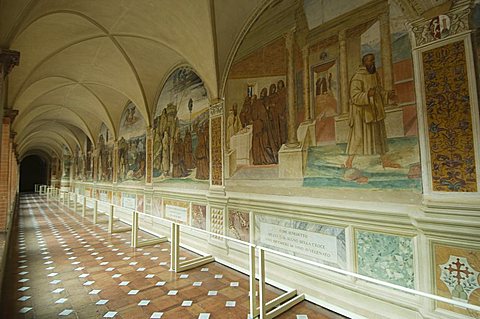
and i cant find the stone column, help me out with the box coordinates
[93,148,99,181]
[145,128,153,184]
[408,0,477,196]
[209,100,224,190]
[379,12,394,93]
[302,46,311,121]
[113,140,118,183]
[338,30,349,114]
[285,30,299,147]
[0,110,17,231]
[0,49,20,111]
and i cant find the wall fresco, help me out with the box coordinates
[225,1,421,192]
[422,41,477,192]
[153,67,209,183]
[118,102,146,183]
[97,123,114,183]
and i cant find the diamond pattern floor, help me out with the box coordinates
[0,194,347,319]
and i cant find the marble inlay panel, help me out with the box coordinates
[434,243,480,316]
[211,116,223,186]
[228,209,249,242]
[356,230,414,288]
[422,40,477,191]
[191,204,207,230]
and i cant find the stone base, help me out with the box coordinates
[335,106,405,144]
[278,143,307,179]
[297,120,317,147]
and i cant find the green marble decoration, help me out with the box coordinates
[356,230,414,289]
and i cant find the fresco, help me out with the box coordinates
[117,102,146,183]
[225,1,421,192]
[152,67,210,182]
[97,123,114,183]
[85,138,93,181]
[74,145,84,180]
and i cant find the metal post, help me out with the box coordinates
[249,245,257,319]
[93,200,98,224]
[82,196,87,217]
[108,205,114,233]
[131,211,138,248]
[67,192,70,207]
[170,223,179,272]
[73,193,77,213]
[259,248,266,319]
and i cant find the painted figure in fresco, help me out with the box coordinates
[344,53,400,170]
[240,95,252,128]
[184,129,194,170]
[125,105,138,125]
[161,131,170,176]
[172,133,187,178]
[252,88,277,165]
[226,103,241,149]
[153,123,163,172]
[118,137,128,180]
[195,124,209,180]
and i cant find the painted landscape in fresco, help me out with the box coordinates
[117,102,146,183]
[152,67,210,183]
[97,123,113,183]
[225,1,421,192]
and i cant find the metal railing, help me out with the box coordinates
[39,185,480,318]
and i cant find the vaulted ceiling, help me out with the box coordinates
[0,0,449,161]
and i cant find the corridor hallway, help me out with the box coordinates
[0,194,347,319]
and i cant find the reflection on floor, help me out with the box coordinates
[0,194,348,319]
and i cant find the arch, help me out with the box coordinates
[14,104,96,147]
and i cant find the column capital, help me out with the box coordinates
[0,49,20,78]
[3,108,18,123]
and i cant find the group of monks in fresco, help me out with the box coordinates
[118,135,146,181]
[234,79,287,165]
[153,104,209,180]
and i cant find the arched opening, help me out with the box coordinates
[20,155,48,192]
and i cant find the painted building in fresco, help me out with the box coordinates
[34,1,480,318]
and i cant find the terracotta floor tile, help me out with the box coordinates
[0,195,348,319]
